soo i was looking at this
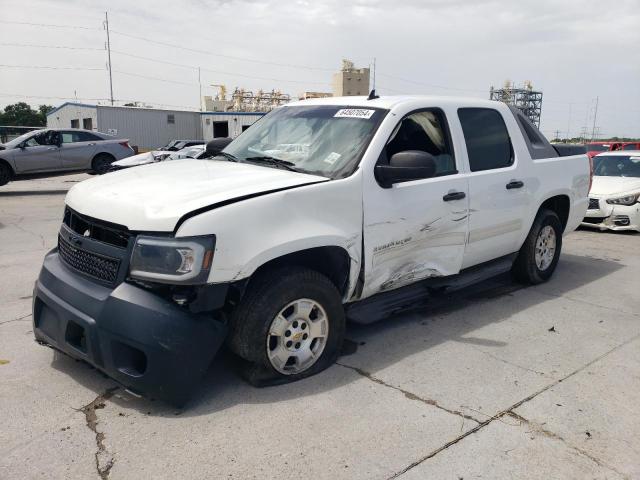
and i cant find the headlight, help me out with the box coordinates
[130,235,215,284]
[606,194,639,206]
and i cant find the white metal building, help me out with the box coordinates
[47,103,265,151]
[201,112,265,142]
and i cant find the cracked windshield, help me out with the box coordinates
[222,105,386,178]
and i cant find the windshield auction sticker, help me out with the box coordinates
[334,109,375,119]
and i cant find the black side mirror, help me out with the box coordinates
[205,137,233,157]
[375,150,437,188]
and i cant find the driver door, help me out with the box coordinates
[13,131,62,174]
[362,109,469,297]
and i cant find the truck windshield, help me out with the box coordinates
[593,155,640,177]
[222,105,387,179]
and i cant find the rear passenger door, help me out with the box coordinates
[458,108,530,268]
[59,131,99,170]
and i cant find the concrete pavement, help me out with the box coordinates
[1,173,638,479]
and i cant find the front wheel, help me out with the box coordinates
[512,209,563,284]
[0,162,12,186]
[227,266,345,384]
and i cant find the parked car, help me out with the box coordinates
[32,95,590,405]
[585,141,621,159]
[0,128,134,185]
[620,142,640,151]
[160,139,204,151]
[110,139,233,171]
[582,150,640,232]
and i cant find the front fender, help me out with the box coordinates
[176,175,364,299]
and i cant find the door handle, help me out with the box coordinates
[506,180,524,189]
[47,147,58,151]
[88,143,96,146]
[442,191,466,202]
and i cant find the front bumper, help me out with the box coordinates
[582,199,640,232]
[33,250,227,406]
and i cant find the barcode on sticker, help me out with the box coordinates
[334,109,375,119]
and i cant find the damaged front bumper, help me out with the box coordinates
[582,198,640,232]
[33,249,227,406]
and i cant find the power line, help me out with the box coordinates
[111,50,331,86]
[0,92,201,111]
[113,70,198,87]
[109,29,336,72]
[0,64,104,71]
[0,20,101,31]
[376,72,486,94]
[0,42,103,51]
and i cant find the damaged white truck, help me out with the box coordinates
[33,95,590,405]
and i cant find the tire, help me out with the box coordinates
[512,209,563,284]
[0,162,12,186]
[227,266,345,385]
[91,153,115,174]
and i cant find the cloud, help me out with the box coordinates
[0,0,638,137]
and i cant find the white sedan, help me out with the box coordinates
[582,150,640,232]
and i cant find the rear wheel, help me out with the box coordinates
[91,153,115,174]
[0,162,12,186]
[512,209,563,284]
[227,266,345,385]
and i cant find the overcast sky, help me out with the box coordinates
[1,0,638,138]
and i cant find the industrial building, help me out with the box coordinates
[490,81,543,127]
[332,59,370,96]
[46,103,264,151]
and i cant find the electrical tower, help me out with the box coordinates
[489,80,543,127]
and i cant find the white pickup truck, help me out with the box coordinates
[33,95,590,405]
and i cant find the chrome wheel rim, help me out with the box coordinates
[535,225,556,271]
[266,298,329,375]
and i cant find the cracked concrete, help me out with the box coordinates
[79,387,120,480]
[1,173,640,479]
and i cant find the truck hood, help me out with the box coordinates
[65,159,327,231]
[590,176,640,197]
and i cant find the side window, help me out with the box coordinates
[76,132,100,142]
[385,110,456,176]
[458,108,513,171]
[623,143,638,151]
[61,132,76,143]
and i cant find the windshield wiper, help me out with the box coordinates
[214,151,240,162]
[244,156,299,171]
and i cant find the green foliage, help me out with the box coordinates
[0,103,54,127]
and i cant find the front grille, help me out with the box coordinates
[588,198,600,210]
[58,235,120,285]
[63,207,130,248]
[582,216,606,225]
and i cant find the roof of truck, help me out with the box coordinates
[286,95,503,110]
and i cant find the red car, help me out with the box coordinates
[620,142,640,151]
[585,142,622,159]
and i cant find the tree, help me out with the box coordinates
[0,102,52,127]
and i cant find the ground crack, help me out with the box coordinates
[506,412,629,479]
[77,387,119,480]
[0,313,31,326]
[337,362,481,424]
[386,332,640,479]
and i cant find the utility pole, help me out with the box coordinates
[104,12,114,106]
[590,96,599,141]
[198,67,202,112]
[554,129,561,141]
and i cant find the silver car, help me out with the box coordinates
[0,128,135,186]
